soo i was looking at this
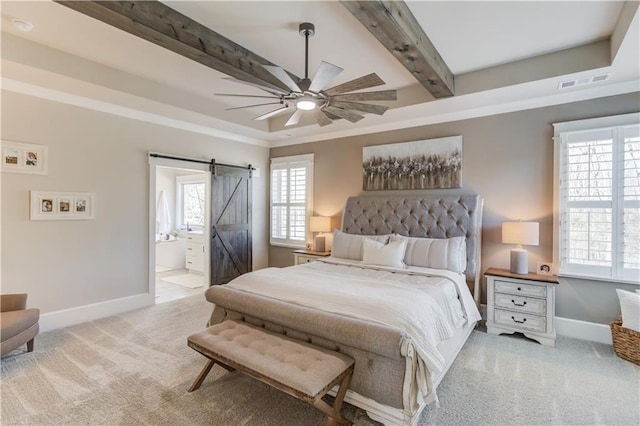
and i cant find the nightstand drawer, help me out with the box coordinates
[297,255,317,264]
[494,280,546,298]
[494,293,546,315]
[494,309,546,333]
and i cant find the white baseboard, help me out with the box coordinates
[479,304,611,345]
[555,316,612,345]
[40,293,155,332]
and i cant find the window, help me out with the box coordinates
[270,154,314,247]
[554,113,640,283]
[177,174,206,229]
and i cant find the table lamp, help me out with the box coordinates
[502,221,539,274]
[310,216,331,252]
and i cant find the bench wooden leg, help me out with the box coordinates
[188,359,216,392]
[314,367,354,426]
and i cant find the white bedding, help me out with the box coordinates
[224,257,481,407]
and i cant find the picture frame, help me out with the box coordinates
[1,141,48,175]
[362,136,462,191]
[30,191,94,220]
[537,262,553,276]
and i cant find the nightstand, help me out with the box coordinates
[293,249,331,265]
[485,268,559,346]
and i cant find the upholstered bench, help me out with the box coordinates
[187,320,354,426]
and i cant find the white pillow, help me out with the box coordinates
[362,238,407,268]
[390,234,466,273]
[617,289,640,333]
[331,229,390,261]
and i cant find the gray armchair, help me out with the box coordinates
[1,294,39,356]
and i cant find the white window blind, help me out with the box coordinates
[270,154,314,248]
[554,113,640,283]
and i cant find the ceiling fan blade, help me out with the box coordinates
[309,61,344,93]
[329,101,389,116]
[323,111,341,120]
[331,90,397,102]
[262,65,302,93]
[221,77,290,96]
[255,105,289,121]
[322,106,365,123]
[285,109,304,127]
[215,93,282,99]
[324,73,385,96]
[313,109,333,127]
[225,102,283,111]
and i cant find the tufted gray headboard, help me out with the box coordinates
[341,194,484,304]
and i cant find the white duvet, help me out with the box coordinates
[224,257,481,406]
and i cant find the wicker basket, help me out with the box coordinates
[610,317,640,366]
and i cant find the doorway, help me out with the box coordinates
[149,158,211,304]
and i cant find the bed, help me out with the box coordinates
[205,194,483,425]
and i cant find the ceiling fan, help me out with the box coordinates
[216,22,397,127]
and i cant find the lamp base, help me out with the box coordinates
[510,248,529,274]
[313,235,326,252]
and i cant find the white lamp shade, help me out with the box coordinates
[310,216,332,233]
[502,221,539,246]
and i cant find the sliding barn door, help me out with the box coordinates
[210,165,252,286]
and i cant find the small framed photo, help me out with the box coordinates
[31,191,94,220]
[58,198,72,214]
[537,262,553,276]
[40,197,55,214]
[1,141,48,174]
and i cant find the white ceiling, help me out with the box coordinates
[1,1,638,147]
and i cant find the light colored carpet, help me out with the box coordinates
[1,294,638,425]
[161,273,204,289]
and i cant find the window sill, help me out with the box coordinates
[558,273,640,286]
[270,242,306,250]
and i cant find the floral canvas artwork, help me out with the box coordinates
[362,136,462,190]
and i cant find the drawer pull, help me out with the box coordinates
[517,287,521,291]
[511,299,527,307]
[511,316,527,324]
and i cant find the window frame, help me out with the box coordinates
[270,154,314,248]
[553,112,640,285]
[176,173,207,231]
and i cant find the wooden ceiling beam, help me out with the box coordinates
[340,0,455,98]
[55,1,298,94]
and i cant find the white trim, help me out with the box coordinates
[270,153,315,164]
[559,272,640,286]
[39,294,154,333]
[2,78,269,147]
[553,112,640,133]
[555,316,613,345]
[271,80,640,148]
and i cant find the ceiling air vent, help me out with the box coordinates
[558,73,611,89]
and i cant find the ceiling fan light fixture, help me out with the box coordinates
[296,97,316,110]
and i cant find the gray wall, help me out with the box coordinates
[269,92,640,325]
[1,91,269,314]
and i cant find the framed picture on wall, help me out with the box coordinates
[1,141,48,175]
[362,135,462,191]
[30,191,94,220]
